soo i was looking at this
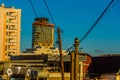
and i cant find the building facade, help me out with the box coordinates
[87,54,120,80]
[0,53,91,80]
[32,17,54,49]
[0,4,21,61]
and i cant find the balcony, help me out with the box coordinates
[7,16,16,20]
[6,39,16,43]
[6,29,17,33]
[7,23,18,26]
[6,36,17,40]
[7,42,17,45]
[5,49,16,55]
[10,40,16,43]
[10,13,17,17]
[9,20,18,24]
[6,34,17,37]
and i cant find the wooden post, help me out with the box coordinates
[74,38,79,80]
[70,51,74,80]
[57,27,65,80]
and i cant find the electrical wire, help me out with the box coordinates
[101,0,119,19]
[111,0,120,9]
[29,0,38,17]
[66,0,115,52]
[43,0,57,29]
[43,1,65,77]
[79,0,114,43]
[29,0,51,48]
[43,0,64,48]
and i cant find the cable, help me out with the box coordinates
[79,0,114,43]
[29,0,38,17]
[43,0,57,28]
[43,0,64,48]
[66,0,115,52]
[101,0,119,19]
[111,0,120,9]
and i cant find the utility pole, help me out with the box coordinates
[74,38,79,80]
[57,27,65,80]
[70,51,74,80]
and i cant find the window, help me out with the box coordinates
[6,19,9,23]
[6,25,9,29]
[6,12,9,16]
[6,32,9,36]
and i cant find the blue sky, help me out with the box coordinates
[0,0,120,56]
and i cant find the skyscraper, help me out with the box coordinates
[32,17,54,49]
[23,17,66,55]
[0,4,21,61]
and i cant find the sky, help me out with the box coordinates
[0,0,120,56]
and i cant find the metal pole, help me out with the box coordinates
[74,38,79,80]
[57,27,65,80]
[70,51,74,80]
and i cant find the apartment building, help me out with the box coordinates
[0,4,21,61]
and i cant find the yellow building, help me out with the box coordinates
[0,3,21,61]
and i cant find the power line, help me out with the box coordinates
[29,0,60,48]
[66,0,115,52]
[43,0,57,28]
[29,0,59,47]
[79,0,114,43]
[29,0,38,17]
[111,0,120,9]
[43,0,64,48]
[99,0,119,20]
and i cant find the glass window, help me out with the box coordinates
[6,12,9,16]
[6,25,9,29]
[6,19,9,23]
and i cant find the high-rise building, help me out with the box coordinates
[32,17,54,48]
[0,4,21,61]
